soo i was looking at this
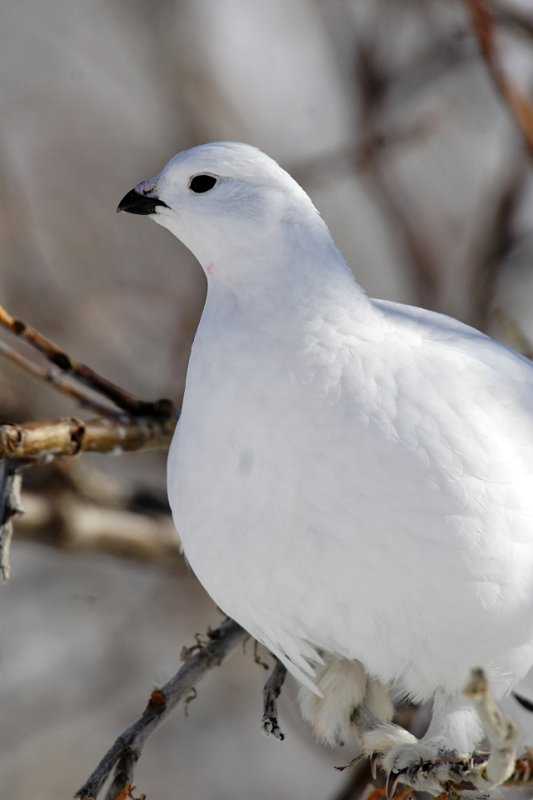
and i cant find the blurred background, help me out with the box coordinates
[1,1,533,798]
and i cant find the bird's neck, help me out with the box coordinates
[200,252,380,348]
[202,214,374,324]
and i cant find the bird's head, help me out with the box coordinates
[117,142,327,282]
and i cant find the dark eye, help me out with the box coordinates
[189,174,218,193]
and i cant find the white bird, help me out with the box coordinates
[118,142,533,790]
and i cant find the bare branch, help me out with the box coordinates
[365,161,441,311]
[0,415,174,461]
[0,305,173,418]
[0,429,175,577]
[467,0,533,158]
[75,618,247,800]
[0,459,24,580]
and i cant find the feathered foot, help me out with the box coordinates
[361,669,517,798]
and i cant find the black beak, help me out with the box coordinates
[116,188,169,215]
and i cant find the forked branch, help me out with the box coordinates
[0,305,180,577]
[76,618,247,800]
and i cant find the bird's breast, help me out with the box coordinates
[166,312,533,697]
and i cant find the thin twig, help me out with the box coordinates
[0,340,116,417]
[0,305,173,418]
[75,618,247,800]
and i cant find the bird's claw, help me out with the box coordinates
[385,769,401,800]
[378,750,492,797]
[370,752,379,781]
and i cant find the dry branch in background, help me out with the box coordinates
[0,305,173,417]
[76,618,248,800]
[297,5,532,328]
[10,458,181,564]
[468,0,533,158]
[16,487,181,565]
[353,30,442,312]
[292,115,440,190]
[0,304,180,577]
[468,164,526,330]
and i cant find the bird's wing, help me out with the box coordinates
[373,297,533,412]
[366,297,533,497]
[283,297,533,695]
[374,298,526,356]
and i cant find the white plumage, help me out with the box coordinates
[118,142,533,781]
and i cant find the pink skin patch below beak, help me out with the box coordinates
[205,262,214,275]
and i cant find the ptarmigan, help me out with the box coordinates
[118,142,533,792]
